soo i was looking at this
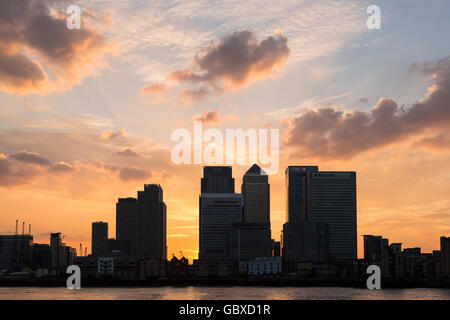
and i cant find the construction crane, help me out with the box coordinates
[80,243,83,256]
[179,250,184,258]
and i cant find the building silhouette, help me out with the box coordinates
[309,171,357,259]
[242,164,270,224]
[116,197,138,256]
[91,222,108,256]
[285,166,318,222]
[199,193,243,259]
[441,236,450,277]
[201,166,235,193]
[230,222,271,260]
[0,234,33,272]
[282,166,357,261]
[137,184,167,260]
[364,235,389,262]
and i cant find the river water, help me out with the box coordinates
[0,286,449,300]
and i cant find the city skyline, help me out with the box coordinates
[1,0,450,263]
[1,163,447,261]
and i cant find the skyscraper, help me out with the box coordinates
[309,171,357,259]
[137,184,167,260]
[285,166,318,222]
[283,166,357,261]
[201,166,235,193]
[230,164,272,260]
[199,193,243,259]
[116,197,138,256]
[242,164,270,224]
[91,222,108,256]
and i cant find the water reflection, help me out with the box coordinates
[0,287,449,300]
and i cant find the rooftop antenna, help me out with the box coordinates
[22,221,25,235]
[15,220,18,235]
[80,243,82,256]
[84,247,87,256]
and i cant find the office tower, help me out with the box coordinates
[242,164,270,224]
[364,235,389,262]
[309,171,357,260]
[137,184,167,260]
[441,236,450,277]
[201,166,235,193]
[199,193,242,259]
[283,166,357,261]
[285,166,318,222]
[282,221,329,261]
[0,235,33,272]
[230,222,271,261]
[50,232,63,268]
[116,197,138,256]
[92,222,108,256]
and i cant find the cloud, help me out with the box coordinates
[168,30,290,99]
[412,133,450,151]
[283,57,450,159]
[117,148,139,157]
[178,87,210,106]
[118,167,152,181]
[192,110,220,124]
[0,0,115,94]
[0,155,40,187]
[48,161,77,174]
[100,128,128,140]
[10,151,52,166]
[139,83,167,95]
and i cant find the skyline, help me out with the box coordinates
[2,163,448,261]
[1,0,450,262]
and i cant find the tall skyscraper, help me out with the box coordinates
[199,193,242,259]
[308,171,357,259]
[283,166,357,261]
[285,166,318,222]
[201,166,235,193]
[441,236,450,277]
[229,164,273,260]
[116,197,138,256]
[242,164,270,224]
[92,222,108,256]
[137,184,167,260]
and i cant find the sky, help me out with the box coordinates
[1,0,450,260]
